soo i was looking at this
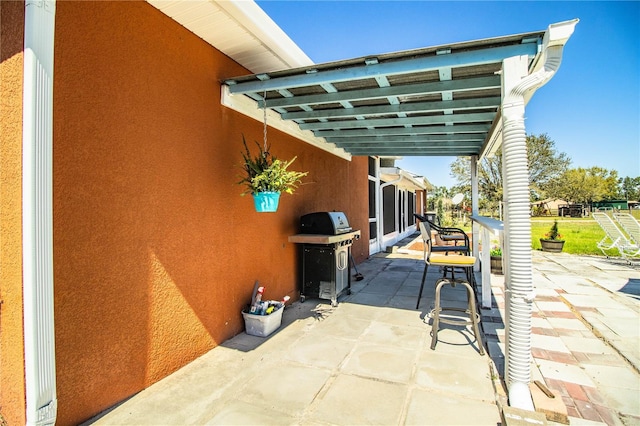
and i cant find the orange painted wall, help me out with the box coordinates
[52,2,368,424]
[0,1,27,424]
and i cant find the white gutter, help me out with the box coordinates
[501,19,578,411]
[23,1,57,424]
[380,167,428,191]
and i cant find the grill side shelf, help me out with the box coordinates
[288,230,361,245]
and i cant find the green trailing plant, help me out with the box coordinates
[238,135,307,195]
[543,220,563,241]
[490,246,502,257]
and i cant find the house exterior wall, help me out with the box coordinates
[0,1,27,425]
[20,1,369,424]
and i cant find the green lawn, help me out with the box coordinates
[532,211,640,256]
[457,210,639,257]
[531,217,605,255]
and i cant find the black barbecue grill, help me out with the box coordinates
[289,212,361,306]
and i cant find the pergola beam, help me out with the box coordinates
[282,97,501,120]
[264,76,501,108]
[298,112,496,131]
[227,43,539,95]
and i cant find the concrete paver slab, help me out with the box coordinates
[361,320,426,349]
[404,388,501,425]
[536,301,572,312]
[560,336,615,354]
[235,362,332,414]
[546,317,590,331]
[414,351,495,401]
[341,341,417,383]
[346,291,393,306]
[309,374,407,425]
[374,306,424,328]
[583,364,640,390]
[563,294,619,309]
[597,307,639,318]
[531,334,571,353]
[284,335,356,369]
[599,316,640,338]
[532,316,552,328]
[536,359,595,387]
[535,287,560,297]
[583,364,640,416]
[388,294,422,310]
[205,400,298,425]
[311,315,370,340]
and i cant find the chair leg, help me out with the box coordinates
[464,282,485,355]
[430,278,447,350]
[416,263,429,309]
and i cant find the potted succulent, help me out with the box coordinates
[238,135,307,212]
[540,220,565,252]
[490,246,503,275]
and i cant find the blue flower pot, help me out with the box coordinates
[252,192,280,212]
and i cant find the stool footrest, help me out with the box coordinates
[430,277,485,355]
[429,307,480,327]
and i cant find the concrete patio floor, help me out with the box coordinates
[87,232,640,425]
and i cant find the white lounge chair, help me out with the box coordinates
[613,212,640,246]
[592,212,640,261]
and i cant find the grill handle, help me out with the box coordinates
[337,250,348,270]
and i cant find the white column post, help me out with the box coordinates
[471,155,479,262]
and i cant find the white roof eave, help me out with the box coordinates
[380,167,428,191]
[147,0,313,73]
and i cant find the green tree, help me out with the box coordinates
[620,176,640,200]
[427,186,450,211]
[547,167,620,204]
[450,133,570,205]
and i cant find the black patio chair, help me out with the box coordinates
[413,213,470,256]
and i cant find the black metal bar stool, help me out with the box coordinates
[416,222,484,355]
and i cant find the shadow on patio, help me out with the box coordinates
[90,233,503,425]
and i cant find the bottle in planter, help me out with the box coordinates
[250,287,265,314]
[275,295,291,310]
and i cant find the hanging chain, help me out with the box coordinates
[262,89,268,155]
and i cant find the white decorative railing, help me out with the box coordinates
[470,215,504,308]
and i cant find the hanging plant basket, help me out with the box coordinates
[252,191,281,213]
[237,92,307,213]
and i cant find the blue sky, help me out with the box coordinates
[256,0,639,188]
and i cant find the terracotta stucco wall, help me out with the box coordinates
[53,2,368,424]
[0,1,27,424]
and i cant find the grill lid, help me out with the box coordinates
[300,212,352,235]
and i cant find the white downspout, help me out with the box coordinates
[501,20,578,410]
[23,1,57,424]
